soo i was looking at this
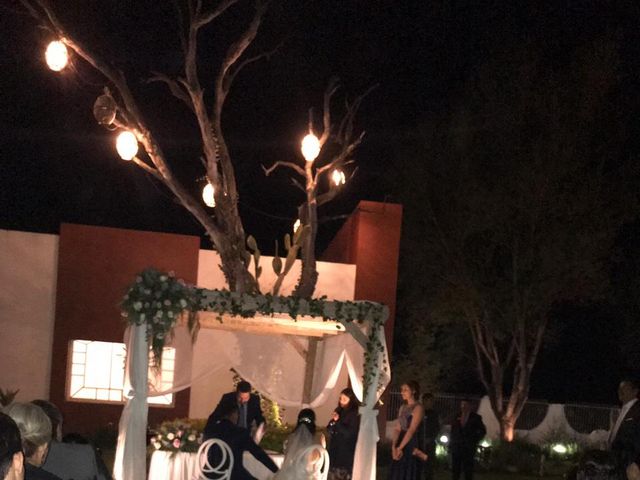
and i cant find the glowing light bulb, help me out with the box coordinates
[331,169,346,186]
[293,219,301,232]
[116,131,138,161]
[552,444,567,454]
[45,40,69,71]
[301,133,320,162]
[439,435,449,444]
[202,183,215,208]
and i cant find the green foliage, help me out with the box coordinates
[486,441,543,475]
[0,388,19,407]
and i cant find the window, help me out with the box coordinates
[67,340,175,406]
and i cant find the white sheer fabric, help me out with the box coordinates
[113,324,149,480]
[114,319,389,480]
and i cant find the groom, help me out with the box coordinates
[204,402,278,480]
[211,381,266,433]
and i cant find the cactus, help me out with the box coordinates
[0,388,19,407]
[246,235,262,292]
[271,225,308,295]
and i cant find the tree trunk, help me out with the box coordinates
[499,416,516,442]
[293,163,319,299]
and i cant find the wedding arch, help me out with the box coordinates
[113,269,390,480]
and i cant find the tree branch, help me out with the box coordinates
[147,72,194,112]
[262,160,305,178]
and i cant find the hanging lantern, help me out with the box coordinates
[116,131,138,161]
[202,183,215,208]
[93,92,117,126]
[45,40,69,72]
[331,169,346,186]
[301,133,320,162]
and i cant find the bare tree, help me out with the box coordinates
[18,0,370,297]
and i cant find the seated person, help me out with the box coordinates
[31,400,110,480]
[3,403,61,480]
[203,402,278,480]
[275,409,327,480]
[0,412,25,480]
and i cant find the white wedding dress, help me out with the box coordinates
[273,428,329,480]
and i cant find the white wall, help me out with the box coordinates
[0,230,58,402]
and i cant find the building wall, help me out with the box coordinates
[50,224,200,435]
[0,230,58,402]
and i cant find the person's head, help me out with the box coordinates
[0,413,24,480]
[422,393,434,410]
[3,403,51,467]
[296,408,316,435]
[338,388,359,411]
[460,398,473,414]
[618,378,640,405]
[236,381,252,404]
[30,401,62,442]
[219,401,239,424]
[400,381,420,403]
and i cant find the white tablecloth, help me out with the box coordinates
[148,450,284,480]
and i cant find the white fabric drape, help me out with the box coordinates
[113,324,149,480]
[114,321,390,480]
[352,325,390,480]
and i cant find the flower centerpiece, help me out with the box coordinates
[150,419,204,454]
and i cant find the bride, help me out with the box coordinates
[273,409,328,480]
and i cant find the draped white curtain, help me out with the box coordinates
[114,321,390,480]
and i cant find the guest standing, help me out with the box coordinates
[327,388,360,480]
[449,399,486,480]
[389,381,424,480]
[3,403,62,480]
[608,378,640,478]
[0,412,24,480]
[210,381,266,433]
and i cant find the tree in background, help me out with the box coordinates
[394,38,636,440]
[18,0,369,297]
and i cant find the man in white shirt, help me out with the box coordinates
[608,378,640,477]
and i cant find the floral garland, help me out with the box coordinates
[121,268,203,366]
[121,268,388,401]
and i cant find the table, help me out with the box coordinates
[148,450,284,480]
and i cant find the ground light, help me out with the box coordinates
[439,434,449,444]
[551,443,568,454]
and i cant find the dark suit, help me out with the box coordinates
[211,392,265,430]
[610,400,640,474]
[203,418,278,480]
[449,411,486,480]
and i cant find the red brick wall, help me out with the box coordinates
[322,201,403,426]
[50,224,200,436]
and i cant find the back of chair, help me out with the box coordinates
[193,439,234,480]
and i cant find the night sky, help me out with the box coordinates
[2,1,640,405]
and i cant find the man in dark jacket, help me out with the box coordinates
[203,402,278,480]
[449,399,486,480]
[608,378,640,478]
[211,381,265,433]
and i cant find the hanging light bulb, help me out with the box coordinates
[202,183,215,208]
[293,219,301,232]
[301,133,320,162]
[116,131,138,161]
[331,169,346,186]
[45,40,69,72]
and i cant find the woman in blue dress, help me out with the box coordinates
[389,381,424,480]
